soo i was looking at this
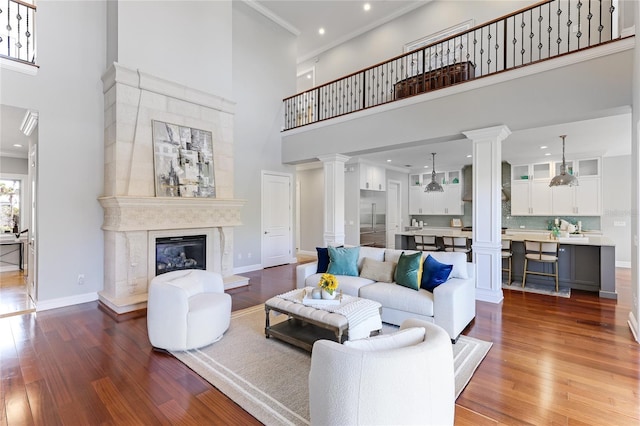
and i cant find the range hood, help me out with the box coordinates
[461,164,510,202]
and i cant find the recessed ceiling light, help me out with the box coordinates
[318,27,325,35]
[466,154,472,158]
[363,3,371,11]
[386,159,392,162]
[540,145,547,149]
[545,152,551,156]
[13,144,23,148]
[423,165,429,169]
[306,74,311,79]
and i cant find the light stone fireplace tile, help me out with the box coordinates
[99,63,246,314]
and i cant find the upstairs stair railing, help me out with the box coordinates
[0,0,36,66]
[283,0,619,131]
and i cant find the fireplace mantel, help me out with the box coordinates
[98,196,246,232]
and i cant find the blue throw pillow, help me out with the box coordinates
[394,252,423,291]
[316,247,330,273]
[421,254,453,292]
[327,246,360,276]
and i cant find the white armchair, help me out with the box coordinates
[309,318,455,425]
[147,269,231,351]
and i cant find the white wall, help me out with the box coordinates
[602,155,632,265]
[300,0,533,85]
[0,157,27,174]
[0,1,106,301]
[117,1,233,100]
[232,1,297,268]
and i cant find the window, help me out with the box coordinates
[0,178,21,233]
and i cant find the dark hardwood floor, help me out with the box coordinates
[1,264,638,425]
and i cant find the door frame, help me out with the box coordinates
[386,179,402,249]
[261,170,295,268]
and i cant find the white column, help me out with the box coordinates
[318,154,350,246]
[628,0,640,343]
[463,125,511,304]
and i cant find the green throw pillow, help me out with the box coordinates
[394,251,423,290]
[327,246,360,276]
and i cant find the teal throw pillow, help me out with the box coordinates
[327,246,360,276]
[394,251,423,290]
[421,254,453,292]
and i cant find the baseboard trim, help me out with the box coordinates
[36,292,98,312]
[233,263,262,274]
[628,312,639,343]
[475,288,504,304]
[615,261,631,268]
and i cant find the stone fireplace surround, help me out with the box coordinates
[98,63,246,314]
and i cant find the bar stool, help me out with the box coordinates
[501,239,512,285]
[414,235,438,251]
[522,240,559,292]
[442,236,471,261]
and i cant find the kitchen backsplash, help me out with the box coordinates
[410,210,601,231]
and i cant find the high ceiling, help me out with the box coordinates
[254,0,428,63]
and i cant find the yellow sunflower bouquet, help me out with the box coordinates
[318,273,339,295]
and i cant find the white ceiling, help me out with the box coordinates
[254,0,427,63]
[0,105,30,159]
[355,112,632,172]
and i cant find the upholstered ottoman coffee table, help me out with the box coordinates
[265,287,382,352]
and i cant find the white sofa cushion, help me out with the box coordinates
[384,248,420,264]
[357,246,386,270]
[304,273,374,297]
[344,326,425,351]
[359,282,435,317]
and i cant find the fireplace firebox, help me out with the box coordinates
[156,235,206,275]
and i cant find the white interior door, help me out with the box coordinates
[27,143,37,301]
[386,180,401,249]
[262,172,293,268]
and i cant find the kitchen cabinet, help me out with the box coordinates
[551,158,601,215]
[360,163,386,191]
[510,163,553,216]
[408,170,463,215]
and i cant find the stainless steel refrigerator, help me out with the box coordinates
[359,190,386,247]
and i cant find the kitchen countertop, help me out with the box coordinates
[396,227,614,247]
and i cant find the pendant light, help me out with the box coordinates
[549,135,578,187]
[425,153,444,192]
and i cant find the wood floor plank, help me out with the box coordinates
[0,266,638,425]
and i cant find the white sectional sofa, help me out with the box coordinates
[296,246,476,341]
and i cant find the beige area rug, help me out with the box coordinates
[503,281,571,298]
[171,305,492,426]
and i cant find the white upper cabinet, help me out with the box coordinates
[512,158,601,216]
[510,163,553,215]
[551,158,601,215]
[360,163,386,191]
[408,170,463,215]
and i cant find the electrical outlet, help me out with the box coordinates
[248,252,252,259]
[77,274,85,285]
[238,253,242,260]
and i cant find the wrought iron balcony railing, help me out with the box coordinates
[0,0,36,66]
[283,0,619,131]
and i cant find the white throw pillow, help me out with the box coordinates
[344,327,425,351]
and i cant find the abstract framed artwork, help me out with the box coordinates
[152,120,216,198]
